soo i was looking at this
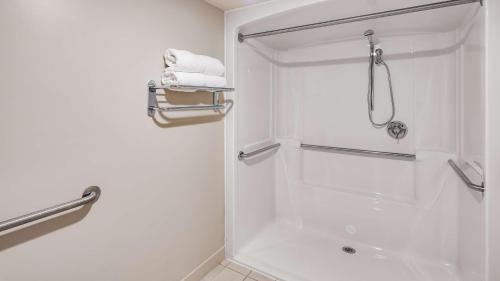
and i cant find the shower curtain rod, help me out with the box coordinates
[238,0,482,42]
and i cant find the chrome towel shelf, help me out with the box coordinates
[149,83,235,92]
[239,143,281,160]
[147,80,235,117]
[0,186,101,233]
[300,143,416,161]
[448,159,484,192]
[238,0,482,42]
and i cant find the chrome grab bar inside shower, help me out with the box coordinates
[300,143,416,161]
[448,159,484,192]
[0,186,101,233]
[238,143,281,160]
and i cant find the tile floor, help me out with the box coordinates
[202,260,278,281]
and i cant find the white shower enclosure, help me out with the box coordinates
[224,1,487,281]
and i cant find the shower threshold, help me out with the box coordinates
[234,221,459,281]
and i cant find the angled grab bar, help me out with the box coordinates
[0,186,101,233]
[448,159,484,192]
[238,143,281,160]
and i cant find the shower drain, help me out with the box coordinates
[342,246,356,254]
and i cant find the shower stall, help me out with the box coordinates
[224,0,487,281]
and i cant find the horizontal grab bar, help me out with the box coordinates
[238,143,281,160]
[300,143,416,161]
[448,159,484,192]
[0,186,101,233]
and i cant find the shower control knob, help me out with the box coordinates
[387,121,408,141]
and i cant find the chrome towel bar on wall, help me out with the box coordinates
[448,159,484,192]
[238,143,281,160]
[0,186,101,233]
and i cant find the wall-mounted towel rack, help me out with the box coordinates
[0,186,101,233]
[238,0,482,42]
[147,80,235,117]
[300,143,416,161]
[238,143,281,160]
[448,159,484,192]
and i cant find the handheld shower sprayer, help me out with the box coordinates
[364,30,375,111]
[363,30,400,135]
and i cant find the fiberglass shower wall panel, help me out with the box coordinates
[272,32,461,260]
[277,37,415,202]
[457,8,486,281]
[235,40,277,250]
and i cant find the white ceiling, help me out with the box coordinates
[204,0,272,11]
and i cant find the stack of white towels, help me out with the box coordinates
[161,49,227,89]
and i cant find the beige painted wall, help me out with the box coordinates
[0,1,225,280]
[204,0,272,11]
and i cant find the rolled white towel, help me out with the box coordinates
[161,69,227,89]
[164,49,225,77]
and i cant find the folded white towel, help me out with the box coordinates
[161,69,227,89]
[164,49,225,77]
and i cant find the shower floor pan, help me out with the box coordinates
[234,221,459,281]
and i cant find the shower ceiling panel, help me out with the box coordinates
[239,0,479,50]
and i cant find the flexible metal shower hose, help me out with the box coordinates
[367,59,396,128]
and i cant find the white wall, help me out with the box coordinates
[0,1,225,281]
[234,41,276,249]
[223,0,325,258]
[485,0,500,280]
[458,8,486,281]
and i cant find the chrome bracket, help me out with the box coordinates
[148,80,159,117]
[82,186,102,201]
[213,91,221,112]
